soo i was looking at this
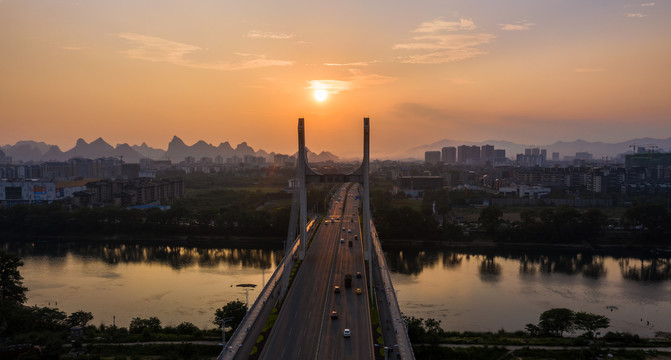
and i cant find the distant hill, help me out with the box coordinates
[1,136,327,164]
[402,137,671,160]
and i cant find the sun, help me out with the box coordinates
[313,89,328,102]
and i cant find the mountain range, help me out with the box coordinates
[3,136,670,164]
[0,136,339,164]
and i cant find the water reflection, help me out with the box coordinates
[478,256,501,282]
[380,244,670,283]
[619,258,671,281]
[518,253,607,279]
[1,240,282,270]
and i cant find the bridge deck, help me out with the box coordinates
[218,183,414,360]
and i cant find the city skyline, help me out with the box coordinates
[1,0,670,158]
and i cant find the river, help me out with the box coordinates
[3,240,671,337]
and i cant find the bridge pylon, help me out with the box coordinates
[281,117,372,295]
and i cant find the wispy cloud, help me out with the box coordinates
[393,17,495,64]
[641,2,655,7]
[246,30,293,39]
[574,68,606,73]
[499,21,535,31]
[626,13,646,18]
[119,32,293,70]
[307,73,396,95]
[413,18,476,33]
[324,62,370,67]
[59,45,84,51]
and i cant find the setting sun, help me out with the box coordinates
[313,89,328,102]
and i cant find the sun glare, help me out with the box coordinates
[313,89,328,102]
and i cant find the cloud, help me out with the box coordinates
[641,2,655,7]
[413,18,476,33]
[59,45,84,51]
[626,13,646,18]
[499,21,535,31]
[307,73,396,95]
[393,17,495,64]
[324,62,370,67]
[574,68,606,73]
[246,30,293,39]
[119,32,293,70]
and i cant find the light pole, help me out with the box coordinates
[219,316,234,346]
[242,288,255,311]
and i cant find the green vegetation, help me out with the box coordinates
[213,299,247,332]
[525,308,610,338]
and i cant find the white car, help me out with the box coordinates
[343,328,351,338]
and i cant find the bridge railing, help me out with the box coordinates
[370,221,416,360]
[218,219,316,360]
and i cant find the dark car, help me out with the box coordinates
[331,310,338,319]
[356,272,361,278]
[334,285,341,293]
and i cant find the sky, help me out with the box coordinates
[1,0,670,158]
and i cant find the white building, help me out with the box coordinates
[0,179,57,205]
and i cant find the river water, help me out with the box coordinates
[4,240,671,337]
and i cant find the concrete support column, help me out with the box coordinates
[297,118,307,260]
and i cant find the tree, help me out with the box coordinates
[478,206,503,235]
[574,312,610,337]
[67,310,94,327]
[538,308,575,337]
[403,316,426,343]
[213,300,247,332]
[129,316,162,334]
[0,251,28,305]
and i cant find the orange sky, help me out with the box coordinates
[1,0,670,157]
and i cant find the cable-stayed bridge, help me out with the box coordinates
[218,118,414,360]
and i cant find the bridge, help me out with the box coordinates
[218,118,415,360]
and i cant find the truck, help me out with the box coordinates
[344,273,352,288]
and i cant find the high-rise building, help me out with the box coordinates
[441,146,456,164]
[481,144,494,162]
[552,152,560,161]
[425,151,441,165]
[494,149,506,162]
[457,145,481,164]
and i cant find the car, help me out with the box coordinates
[354,235,358,240]
[356,272,361,278]
[348,229,352,233]
[331,310,338,319]
[342,227,345,231]
[355,288,362,295]
[343,328,351,337]
[334,285,340,293]
[340,238,344,243]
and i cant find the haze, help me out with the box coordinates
[1,0,670,158]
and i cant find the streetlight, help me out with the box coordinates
[235,283,257,311]
[219,317,234,346]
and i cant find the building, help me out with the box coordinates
[457,145,481,164]
[397,175,444,198]
[517,148,546,167]
[0,179,57,205]
[494,149,507,163]
[424,151,441,165]
[441,147,456,164]
[480,144,494,163]
[83,178,185,207]
[575,152,593,161]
